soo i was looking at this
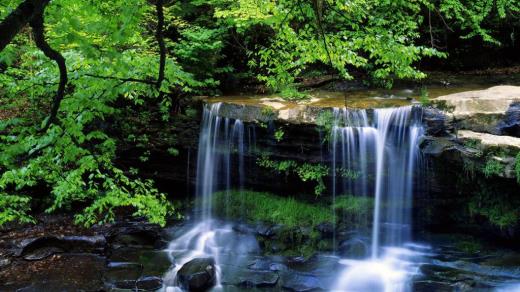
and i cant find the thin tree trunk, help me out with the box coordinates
[156,0,166,92]
[29,10,68,130]
[0,0,50,52]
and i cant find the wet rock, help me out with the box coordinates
[0,257,11,268]
[107,221,162,248]
[177,257,216,291]
[498,102,520,137]
[248,258,272,270]
[436,85,520,134]
[338,238,368,259]
[270,262,288,272]
[23,246,64,261]
[137,276,163,291]
[255,224,280,238]
[232,223,255,234]
[281,273,323,291]
[15,235,107,259]
[109,248,172,277]
[223,270,279,288]
[423,107,450,136]
[413,280,453,292]
[315,222,334,239]
[104,262,143,285]
[0,254,106,291]
[458,130,520,151]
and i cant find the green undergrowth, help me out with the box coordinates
[333,195,374,220]
[468,185,520,230]
[516,152,520,184]
[210,190,376,257]
[212,190,333,227]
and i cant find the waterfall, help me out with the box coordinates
[332,105,425,291]
[164,103,257,290]
[195,103,245,223]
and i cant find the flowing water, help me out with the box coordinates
[330,106,425,291]
[162,102,520,291]
[163,103,254,291]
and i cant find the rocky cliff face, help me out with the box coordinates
[122,86,520,242]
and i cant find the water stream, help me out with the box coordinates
[164,103,252,291]
[162,102,520,291]
[330,106,425,291]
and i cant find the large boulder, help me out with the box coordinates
[14,235,106,261]
[436,86,520,134]
[177,258,216,291]
[281,272,324,291]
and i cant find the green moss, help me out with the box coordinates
[468,189,519,229]
[515,152,520,184]
[463,138,481,150]
[212,190,333,228]
[455,239,482,253]
[482,158,504,178]
[333,195,374,217]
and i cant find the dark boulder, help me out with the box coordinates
[104,262,143,286]
[24,246,64,261]
[337,238,368,259]
[498,102,520,137]
[221,270,279,288]
[106,221,162,248]
[137,276,163,291]
[423,107,450,136]
[315,222,334,239]
[15,235,106,260]
[0,257,11,268]
[177,258,216,291]
[281,273,323,291]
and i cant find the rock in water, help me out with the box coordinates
[177,258,216,291]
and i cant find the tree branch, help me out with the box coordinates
[0,0,50,52]
[155,0,166,93]
[29,10,68,131]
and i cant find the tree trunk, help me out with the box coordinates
[0,0,50,52]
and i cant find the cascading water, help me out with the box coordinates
[331,105,426,291]
[163,103,258,291]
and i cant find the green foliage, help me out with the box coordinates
[257,155,328,196]
[274,128,284,142]
[261,106,277,120]
[482,158,504,178]
[516,152,520,184]
[0,0,196,227]
[336,167,361,180]
[212,0,458,90]
[279,86,308,101]
[333,195,374,223]
[316,110,335,142]
[0,194,35,226]
[455,239,482,253]
[469,188,519,229]
[212,190,333,228]
[419,88,431,106]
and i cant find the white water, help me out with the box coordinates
[165,103,426,291]
[164,103,250,290]
[331,106,425,291]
